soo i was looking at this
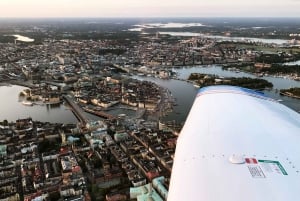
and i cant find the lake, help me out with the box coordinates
[13,34,34,42]
[158,32,289,45]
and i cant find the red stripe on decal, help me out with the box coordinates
[245,158,258,164]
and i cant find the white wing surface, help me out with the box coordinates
[168,85,300,201]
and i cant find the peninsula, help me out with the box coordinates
[188,73,273,90]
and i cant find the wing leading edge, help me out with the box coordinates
[168,85,300,201]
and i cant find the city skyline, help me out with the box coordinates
[1,0,300,18]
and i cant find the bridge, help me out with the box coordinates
[113,64,130,73]
[83,107,116,120]
[42,81,65,88]
[63,95,90,124]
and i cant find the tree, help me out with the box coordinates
[3,120,8,127]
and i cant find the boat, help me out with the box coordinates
[193,84,200,88]
[22,101,33,106]
[257,73,264,77]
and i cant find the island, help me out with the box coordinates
[280,87,300,99]
[188,73,273,90]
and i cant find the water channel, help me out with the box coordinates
[0,65,299,124]
[158,32,289,45]
[136,65,300,124]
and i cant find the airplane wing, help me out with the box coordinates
[168,85,300,201]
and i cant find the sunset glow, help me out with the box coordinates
[0,0,299,18]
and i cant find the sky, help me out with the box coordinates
[0,0,300,18]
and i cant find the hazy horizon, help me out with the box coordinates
[1,0,300,18]
[1,17,300,19]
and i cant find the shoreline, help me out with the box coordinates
[172,64,300,82]
[1,78,175,123]
[280,91,300,99]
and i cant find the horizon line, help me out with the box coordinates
[1,16,300,19]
